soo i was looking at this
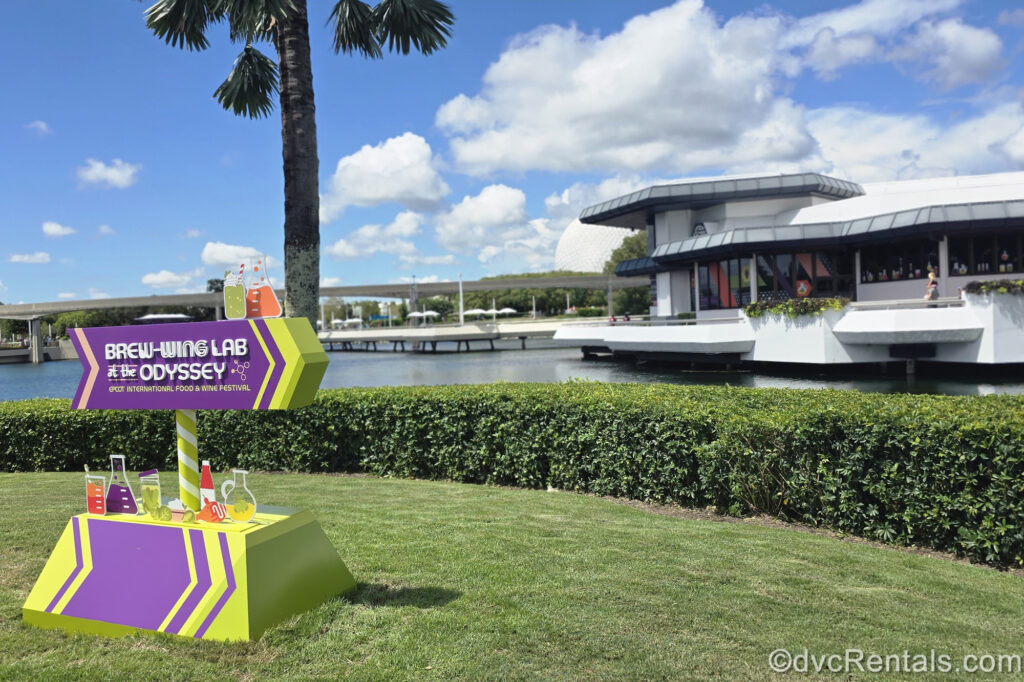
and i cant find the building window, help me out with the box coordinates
[948,232,1024,276]
[861,239,938,283]
[697,259,748,310]
[754,251,854,302]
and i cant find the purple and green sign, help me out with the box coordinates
[69,318,327,410]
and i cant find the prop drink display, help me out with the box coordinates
[85,471,106,515]
[81,458,248,524]
[222,469,257,523]
[106,455,138,514]
[244,259,282,319]
[25,268,350,643]
[223,264,247,320]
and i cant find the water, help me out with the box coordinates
[2,341,1023,401]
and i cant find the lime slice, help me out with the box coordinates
[158,506,173,522]
[182,509,195,524]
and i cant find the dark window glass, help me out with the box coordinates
[975,238,994,275]
[997,234,1018,273]
[948,236,970,276]
[756,255,778,302]
[776,253,795,297]
[815,252,835,295]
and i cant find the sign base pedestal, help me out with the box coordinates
[23,507,355,641]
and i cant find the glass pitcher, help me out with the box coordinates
[221,469,257,523]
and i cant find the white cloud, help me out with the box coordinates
[437,1,819,175]
[997,9,1024,27]
[782,0,961,47]
[889,19,1004,90]
[201,242,278,269]
[435,185,532,253]
[57,292,76,299]
[77,158,141,188]
[399,254,457,267]
[25,120,52,135]
[9,252,51,264]
[183,229,201,239]
[97,224,115,236]
[804,29,879,79]
[326,211,424,261]
[88,288,110,299]
[141,270,196,289]
[807,102,1024,182]
[435,0,1010,178]
[320,133,450,223]
[396,275,445,284]
[42,221,75,238]
[321,276,342,286]
[431,184,568,271]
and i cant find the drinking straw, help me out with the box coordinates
[176,409,200,512]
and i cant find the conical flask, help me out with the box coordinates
[106,454,138,514]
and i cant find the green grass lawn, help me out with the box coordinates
[2,472,1023,681]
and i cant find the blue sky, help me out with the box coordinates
[2,0,1023,303]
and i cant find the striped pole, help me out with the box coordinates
[176,409,200,512]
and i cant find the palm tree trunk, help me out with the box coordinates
[276,0,320,326]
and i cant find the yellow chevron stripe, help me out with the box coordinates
[51,517,93,614]
[249,320,275,409]
[180,531,228,637]
[157,528,198,632]
[267,319,301,409]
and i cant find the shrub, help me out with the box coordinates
[744,297,849,318]
[963,279,1024,295]
[2,384,1024,567]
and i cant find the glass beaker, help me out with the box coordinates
[223,274,247,320]
[138,469,161,519]
[105,454,138,515]
[86,474,106,515]
[221,469,257,523]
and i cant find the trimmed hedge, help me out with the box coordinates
[3,384,1024,567]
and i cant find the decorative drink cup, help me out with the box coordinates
[138,470,162,519]
[86,474,106,515]
[224,279,247,320]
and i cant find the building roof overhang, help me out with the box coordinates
[580,172,865,229]
[646,199,1024,267]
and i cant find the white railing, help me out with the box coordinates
[848,297,964,311]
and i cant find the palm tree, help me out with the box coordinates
[143,0,454,325]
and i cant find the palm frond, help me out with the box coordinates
[145,0,217,51]
[373,0,453,56]
[328,0,382,58]
[216,0,295,44]
[213,46,280,119]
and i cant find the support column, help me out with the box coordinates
[854,250,862,302]
[937,236,949,297]
[607,280,614,316]
[749,254,757,304]
[176,409,201,512]
[29,318,44,364]
[215,306,224,321]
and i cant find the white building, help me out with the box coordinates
[580,171,1024,318]
[554,171,1024,367]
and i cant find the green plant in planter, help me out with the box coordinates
[964,280,1024,295]
[744,297,849,318]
